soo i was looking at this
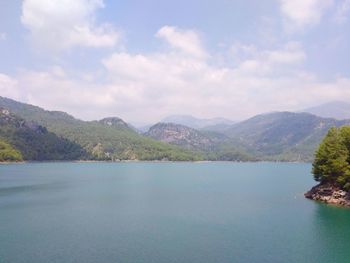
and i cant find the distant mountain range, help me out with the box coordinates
[144,122,254,161]
[302,101,350,120]
[161,115,236,130]
[1,96,350,162]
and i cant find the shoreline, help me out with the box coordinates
[305,183,350,208]
[0,160,312,165]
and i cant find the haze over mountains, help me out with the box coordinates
[0,96,350,162]
[302,101,350,120]
[161,115,236,130]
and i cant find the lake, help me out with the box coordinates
[1,162,350,263]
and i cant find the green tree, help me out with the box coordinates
[338,126,350,189]
[312,127,350,189]
[0,140,23,161]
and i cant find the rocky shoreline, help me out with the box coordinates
[305,183,350,207]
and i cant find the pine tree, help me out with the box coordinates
[312,127,350,187]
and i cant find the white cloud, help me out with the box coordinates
[234,42,306,76]
[2,26,350,123]
[21,0,119,50]
[334,0,350,24]
[156,26,208,59]
[0,74,20,99]
[264,42,306,65]
[279,0,334,30]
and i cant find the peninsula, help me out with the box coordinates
[305,127,350,207]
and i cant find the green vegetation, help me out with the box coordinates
[0,140,22,162]
[312,126,350,190]
[224,112,350,162]
[0,109,87,161]
[0,97,200,161]
[2,96,350,163]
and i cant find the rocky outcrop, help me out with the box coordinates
[145,122,214,150]
[99,117,130,129]
[305,183,350,207]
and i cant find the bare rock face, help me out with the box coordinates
[145,122,215,150]
[305,184,350,207]
[99,117,130,129]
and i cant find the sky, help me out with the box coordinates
[0,0,349,124]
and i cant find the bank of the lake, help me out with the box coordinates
[305,183,350,207]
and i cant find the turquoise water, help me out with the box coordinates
[1,162,350,263]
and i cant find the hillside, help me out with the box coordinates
[145,123,215,151]
[224,112,350,161]
[99,117,130,129]
[200,123,233,133]
[0,97,200,161]
[0,108,86,160]
[145,122,256,161]
[302,101,350,120]
[0,139,23,162]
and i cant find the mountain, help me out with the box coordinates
[302,101,350,120]
[99,117,130,129]
[0,108,86,160]
[136,124,153,133]
[99,117,140,133]
[145,122,256,161]
[161,115,235,129]
[0,96,200,161]
[2,96,349,162]
[145,123,215,151]
[224,111,350,161]
[200,123,233,133]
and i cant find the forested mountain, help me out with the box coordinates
[99,117,131,129]
[0,97,200,161]
[224,112,350,161]
[0,108,86,160]
[1,96,350,162]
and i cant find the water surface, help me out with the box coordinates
[1,162,350,263]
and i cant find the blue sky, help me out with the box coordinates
[0,0,349,124]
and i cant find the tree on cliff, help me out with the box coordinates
[312,126,350,190]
